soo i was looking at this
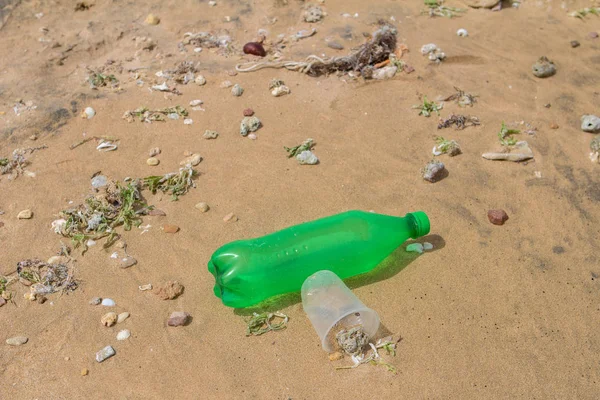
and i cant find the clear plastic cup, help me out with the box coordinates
[301,270,380,352]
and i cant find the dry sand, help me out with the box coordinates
[1,0,600,398]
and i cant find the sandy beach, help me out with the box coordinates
[1,0,599,398]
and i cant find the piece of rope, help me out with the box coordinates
[235,55,331,74]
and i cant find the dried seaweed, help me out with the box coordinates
[245,312,289,336]
[17,258,78,294]
[442,87,477,107]
[434,137,462,156]
[284,138,315,158]
[164,61,199,84]
[423,0,466,18]
[1,146,47,178]
[437,114,480,130]
[122,106,188,123]
[87,68,118,89]
[334,329,400,374]
[142,166,197,201]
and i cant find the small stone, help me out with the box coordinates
[195,75,206,85]
[154,281,184,300]
[17,209,33,219]
[372,65,397,80]
[162,224,180,233]
[81,368,89,376]
[183,150,193,157]
[90,297,102,306]
[488,209,509,225]
[146,157,159,166]
[421,160,446,183]
[179,153,202,166]
[220,80,233,88]
[208,0,217,6]
[532,56,556,78]
[243,108,254,116]
[248,133,257,140]
[139,284,152,291]
[588,32,599,39]
[570,40,580,48]
[550,122,559,129]
[296,150,319,165]
[168,311,191,327]
[581,115,600,133]
[231,84,244,97]
[456,28,468,37]
[190,99,203,107]
[119,256,137,269]
[183,118,193,125]
[37,295,47,304]
[145,14,160,25]
[465,0,500,8]
[240,116,261,136]
[91,175,108,189]
[101,312,118,327]
[203,130,219,139]
[223,212,238,223]
[149,147,161,157]
[82,107,95,119]
[482,141,534,162]
[195,202,209,212]
[329,351,344,361]
[304,5,324,22]
[101,298,115,307]
[95,345,115,362]
[24,292,36,301]
[406,243,424,254]
[0,297,6,307]
[271,85,291,97]
[6,336,28,346]
[117,312,130,323]
[326,41,344,50]
[544,103,551,108]
[194,47,202,53]
[117,329,131,341]
[148,209,166,216]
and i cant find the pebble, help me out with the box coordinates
[220,80,233,88]
[326,41,344,50]
[243,42,266,57]
[588,32,599,39]
[195,202,210,212]
[183,118,193,125]
[203,130,219,139]
[37,295,47,304]
[146,157,160,166]
[17,209,33,219]
[145,14,160,25]
[248,133,257,140]
[231,84,244,97]
[456,28,468,37]
[406,243,424,254]
[194,47,202,53]
[329,351,344,361]
[81,368,89,376]
[162,224,180,233]
[421,160,446,183]
[117,312,130,324]
[271,85,291,97]
[95,345,116,363]
[6,336,28,346]
[372,66,397,80]
[101,298,115,307]
[101,312,118,327]
[190,99,203,107]
[148,209,166,216]
[90,297,102,305]
[550,122,559,129]
[179,153,202,166]
[168,311,191,327]
[240,116,261,136]
[488,209,509,225]
[532,56,556,78]
[570,40,580,48]
[154,281,185,300]
[296,150,319,165]
[117,329,131,341]
[149,147,161,157]
[91,175,108,189]
[465,0,500,8]
[0,297,6,307]
[243,108,254,117]
[119,256,137,269]
[482,141,534,162]
[208,0,217,6]
[195,75,206,85]
[581,115,600,133]
[83,107,95,119]
[304,5,324,22]
[223,213,238,223]
[139,284,153,291]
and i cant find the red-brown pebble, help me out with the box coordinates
[550,123,559,129]
[243,42,266,57]
[0,297,6,307]
[243,108,254,117]
[488,209,509,225]
[162,224,180,233]
[588,32,599,39]
[168,311,191,327]
[0,221,4,228]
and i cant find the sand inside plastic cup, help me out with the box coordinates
[301,270,380,352]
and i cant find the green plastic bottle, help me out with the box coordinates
[208,210,430,308]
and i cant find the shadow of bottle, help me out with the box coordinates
[234,234,445,316]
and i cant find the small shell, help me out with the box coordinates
[83,107,95,119]
[194,75,206,86]
[271,85,291,97]
[456,28,468,37]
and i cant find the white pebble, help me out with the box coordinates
[194,47,203,53]
[456,28,468,37]
[86,239,96,247]
[183,118,193,125]
[248,133,257,140]
[110,252,118,259]
[84,107,95,119]
[117,312,130,323]
[117,329,131,341]
[95,345,115,363]
[101,298,115,307]
[406,243,424,254]
[189,99,203,107]
[423,242,434,251]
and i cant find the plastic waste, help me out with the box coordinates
[208,210,430,308]
[302,270,380,351]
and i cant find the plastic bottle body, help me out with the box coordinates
[208,210,429,308]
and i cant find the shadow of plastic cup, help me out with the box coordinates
[301,270,380,352]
